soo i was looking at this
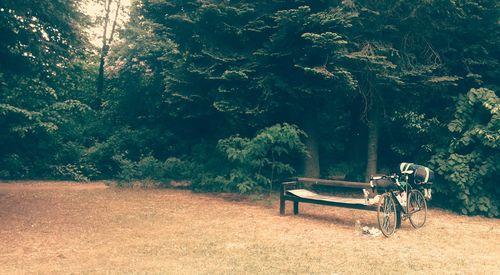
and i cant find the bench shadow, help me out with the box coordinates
[289,211,379,228]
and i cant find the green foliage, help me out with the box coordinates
[163,157,196,181]
[50,164,96,182]
[114,155,196,185]
[0,0,95,180]
[1,0,499,219]
[217,124,307,193]
[387,110,444,163]
[431,88,499,217]
[326,162,365,182]
[0,154,29,178]
[187,144,232,192]
[80,126,179,178]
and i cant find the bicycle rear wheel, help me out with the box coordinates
[408,189,427,229]
[377,193,397,237]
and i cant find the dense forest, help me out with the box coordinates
[0,0,498,216]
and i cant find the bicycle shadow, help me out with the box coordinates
[287,210,378,228]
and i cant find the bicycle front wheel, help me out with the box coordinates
[408,189,427,229]
[377,193,397,237]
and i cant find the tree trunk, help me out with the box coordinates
[365,105,379,182]
[303,110,320,178]
[96,0,121,102]
[96,53,106,96]
[348,97,366,165]
[96,0,112,98]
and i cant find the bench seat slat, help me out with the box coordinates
[286,189,368,205]
[295,177,369,189]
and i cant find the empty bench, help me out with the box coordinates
[279,177,376,215]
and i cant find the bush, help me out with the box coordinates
[216,123,307,193]
[138,156,166,180]
[114,155,196,186]
[431,88,499,217]
[50,164,91,182]
[81,127,179,179]
[163,157,196,181]
[182,143,231,192]
[0,154,29,179]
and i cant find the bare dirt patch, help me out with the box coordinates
[0,182,499,274]
[0,181,109,191]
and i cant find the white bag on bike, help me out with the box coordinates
[399,162,434,185]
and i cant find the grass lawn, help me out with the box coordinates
[0,182,499,274]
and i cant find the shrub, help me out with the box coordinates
[217,123,307,193]
[163,157,195,181]
[113,155,136,181]
[50,164,91,182]
[82,127,179,179]
[137,156,166,180]
[114,155,196,186]
[0,154,29,179]
[431,88,499,217]
[188,144,231,192]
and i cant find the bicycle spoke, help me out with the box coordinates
[378,193,397,237]
[383,214,389,230]
[409,190,427,229]
[383,200,392,230]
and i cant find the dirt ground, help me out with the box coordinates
[1,181,499,274]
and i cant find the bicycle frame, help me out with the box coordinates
[383,174,422,217]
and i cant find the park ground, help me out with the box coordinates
[0,181,499,274]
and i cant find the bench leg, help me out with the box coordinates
[293,201,299,215]
[280,183,286,215]
[280,196,285,216]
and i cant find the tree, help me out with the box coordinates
[96,0,123,102]
[330,0,499,181]
[105,0,499,216]
[250,3,358,177]
[0,0,94,178]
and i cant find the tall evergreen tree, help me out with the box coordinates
[0,0,93,178]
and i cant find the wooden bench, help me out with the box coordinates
[279,177,377,215]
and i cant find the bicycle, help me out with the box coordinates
[369,163,433,237]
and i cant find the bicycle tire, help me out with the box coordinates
[408,189,427,229]
[377,193,397,237]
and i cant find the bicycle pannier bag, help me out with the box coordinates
[413,165,434,185]
[374,177,393,188]
[400,162,434,185]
